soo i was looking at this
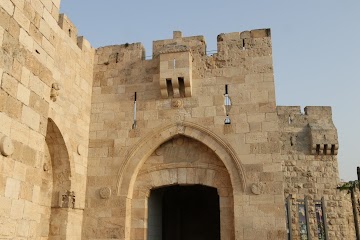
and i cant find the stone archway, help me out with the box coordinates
[148,185,221,240]
[121,128,241,240]
[131,166,234,240]
[117,122,246,199]
[43,118,73,239]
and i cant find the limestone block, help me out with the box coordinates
[30,0,44,16]
[177,168,187,184]
[5,177,20,199]
[0,0,14,16]
[39,0,52,12]
[1,73,18,98]
[23,200,41,222]
[16,83,30,105]
[0,196,11,216]
[13,161,26,181]
[247,113,265,123]
[14,7,30,31]
[246,132,268,143]
[42,9,57,31]
[17,219,30,237]
[0,216,16,237]
[8,17,20,39]
[10,199,25,219]
[21,105,40,131]
[0,27,4,47]
[251,90,268,103]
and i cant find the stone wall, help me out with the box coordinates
[0,0,354,239]
[0,0,94,238]
[85,29,286,240]
[278,106,348,239]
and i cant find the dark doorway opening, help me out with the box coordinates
[148,185,220,240]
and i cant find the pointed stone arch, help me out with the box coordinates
[45,118,72,196]
[47,109,76,177]
[43,118,74,238]
[116,121,247,198]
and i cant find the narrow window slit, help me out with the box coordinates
[116,53,119,63]
[290,136,293,146]
[68,29,71,37]
[178,77,185,97]
[323,144,328,155]
[166,79,174,97]
[242,39,246,50]
[316,144,320,155]
[331,144,335,155]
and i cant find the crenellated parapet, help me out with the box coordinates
[95,43,146,66]
[217,29,271,52]
[277,106,338,155]
[58,14,79,43]
[58,13,93,51]
[153,31,206,58]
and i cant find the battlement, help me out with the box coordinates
[153,31,206,58]
[95,43,145,66]
[277,106,333,122]
[277,106,338,155]
[93,29,273,67]
[58,13,93,51]
[217,29,271,53]
[152,29,271,59]
[58,14,78,43]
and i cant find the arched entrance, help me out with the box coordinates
[148,185,220,240]
[129,135,235,239]
[42,118,72,238]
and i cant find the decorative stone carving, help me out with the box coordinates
[176,124,185,134]
[155,147,163,156]
[58,190,76,208]
[172,99,183,108]
[99,187,111,199]
[50,83,60,102]
[251,183,264,195]
[0,136,14,157]
[43,163,49,172]
[77,144,85,156]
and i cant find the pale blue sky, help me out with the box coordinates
[60,1,360,181]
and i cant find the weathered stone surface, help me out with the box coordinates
[0,1,350,239]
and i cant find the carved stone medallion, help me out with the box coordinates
[172,99,183,108]
[251,183,264,195]
[99,187,112,199]
[77,144,85,156]
[176,124,185,134]
[0,136,14,157]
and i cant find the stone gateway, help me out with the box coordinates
[0,0,355,239]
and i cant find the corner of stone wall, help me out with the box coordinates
[217,28,271,53]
